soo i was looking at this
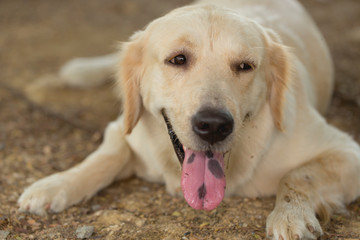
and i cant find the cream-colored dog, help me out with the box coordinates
[19,0,360,239]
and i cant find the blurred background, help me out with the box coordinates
[0,0,359,239]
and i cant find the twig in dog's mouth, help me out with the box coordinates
[161,109,185,165]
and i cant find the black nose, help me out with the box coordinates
[191,108,234,144]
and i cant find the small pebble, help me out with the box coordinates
[171,211,181,217]
[75,226,94,239]
[135,219,145,227]
[0,230,10,240]
[91,204,101,212]
[199,222,209,228]
[162,236,175,240]
[140,186,149,192]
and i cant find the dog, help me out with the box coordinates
[18,0,360,239]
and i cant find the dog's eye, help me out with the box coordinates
[238,62,254,71]
[232,61,255,73]
[169,55,186,65]
[239,63,253,70]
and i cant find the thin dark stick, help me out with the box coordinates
[0,82,96,133]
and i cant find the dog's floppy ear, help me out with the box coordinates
[264,29,292,131]
[117,31,145,134]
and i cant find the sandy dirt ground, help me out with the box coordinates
[1,0,360,239]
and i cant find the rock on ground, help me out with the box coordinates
[75,226,94,239]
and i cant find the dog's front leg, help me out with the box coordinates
[18,119,133,215]
[266,148,360,240]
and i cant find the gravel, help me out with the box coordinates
[0,231,10,240]
[75,226,94,239]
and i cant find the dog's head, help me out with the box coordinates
[117,5,291,210]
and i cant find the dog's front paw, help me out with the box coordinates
[266,203,323,240]
[18,173,78,215]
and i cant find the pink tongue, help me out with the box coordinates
[181,149,226,211]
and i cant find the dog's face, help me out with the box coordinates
[118,5,290,210]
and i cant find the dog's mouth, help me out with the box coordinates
[162,110,226,211]
[162,110,185,164]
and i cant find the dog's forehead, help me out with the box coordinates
[146,5,265,54]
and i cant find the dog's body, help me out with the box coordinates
[19,0,360,239]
